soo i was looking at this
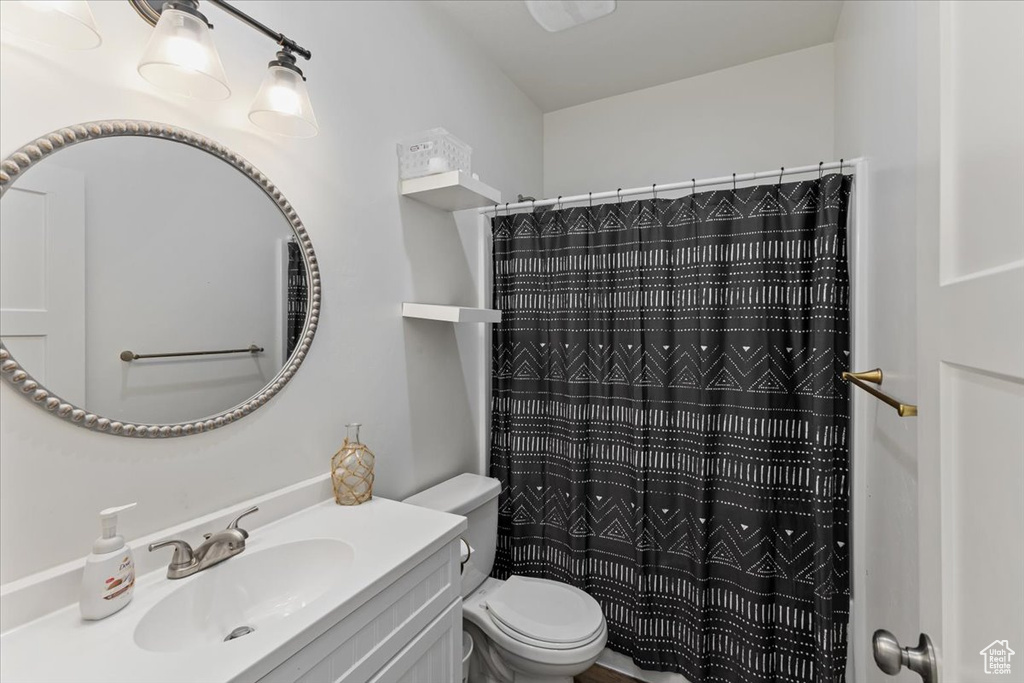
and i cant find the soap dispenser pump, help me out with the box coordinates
[80,503,137,620]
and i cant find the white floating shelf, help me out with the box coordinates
[402,303,502,324]
[400,171,501,211]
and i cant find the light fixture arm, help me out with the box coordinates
[204,0,311,61]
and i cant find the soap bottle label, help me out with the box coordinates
[102,555,135,601]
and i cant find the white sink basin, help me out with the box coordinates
[134,539,354,653]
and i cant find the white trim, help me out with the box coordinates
[846,158,870,683]
[478,211,492,476]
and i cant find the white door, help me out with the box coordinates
[915,2,1024,683]
[0,163,86,406]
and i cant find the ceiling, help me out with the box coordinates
[434,0,844,112]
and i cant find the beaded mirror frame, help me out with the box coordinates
[0,120,321,438]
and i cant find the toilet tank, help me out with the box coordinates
[403,474,500,597]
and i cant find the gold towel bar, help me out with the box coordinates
[842,369,918,417]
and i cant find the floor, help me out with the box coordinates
[575,664,641,683]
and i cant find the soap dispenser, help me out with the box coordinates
[80,503,137,620]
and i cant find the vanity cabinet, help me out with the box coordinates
[257,539,462,683]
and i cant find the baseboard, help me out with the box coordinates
[597,649,692,683]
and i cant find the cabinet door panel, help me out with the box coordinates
[368,599,461,683]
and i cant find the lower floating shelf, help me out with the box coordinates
[402,303,502,323]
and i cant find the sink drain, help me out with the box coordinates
[224,625,255,641]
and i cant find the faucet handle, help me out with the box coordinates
[227,506,259,538]
[148,539,196,570]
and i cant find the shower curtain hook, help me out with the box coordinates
[818,161,824,180]
[778,167,785,186]
[588,191,593,208]
[531,198,536,213]
[617,188,622,204]
[652,183,657,200]
[839,158,844,175]
[493,203,499,217]
[732,173,737,192]
[505,202,510,217]
[557,195,563,211]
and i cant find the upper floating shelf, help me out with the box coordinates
[400,171,501,211]
[402,303,502,324]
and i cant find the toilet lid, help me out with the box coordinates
[485,576,605,646]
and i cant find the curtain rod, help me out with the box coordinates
[479,157,864,215]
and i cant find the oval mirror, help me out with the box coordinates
[0,121,320,437]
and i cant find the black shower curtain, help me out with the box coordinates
[286,240,307,359]
[490,174,852,683]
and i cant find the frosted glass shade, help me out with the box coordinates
[0,1,101,49]
[248,65,319,138]
[137,7,230,100]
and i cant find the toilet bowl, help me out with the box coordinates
[403,474,607,683]
[463,577,606,683]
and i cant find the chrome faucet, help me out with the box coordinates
[149,506,258,579]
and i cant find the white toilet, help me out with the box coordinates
[404,474,607,683]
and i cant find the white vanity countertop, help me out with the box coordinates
[0,497,466,683]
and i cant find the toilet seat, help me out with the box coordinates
[488,613,605,651]
[463,576,609,677]
[484,576,605,650]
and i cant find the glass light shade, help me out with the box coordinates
[137,7,230,100]
[248,65,319,138]
[0,1,101,49]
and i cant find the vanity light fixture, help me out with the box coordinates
[130,0,318,136]
[0,1,102,50]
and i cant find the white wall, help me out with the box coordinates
[0,0,542,583]
[833,3,920,682]
[543,44,835,198]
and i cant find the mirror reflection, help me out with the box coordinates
[0,136,306,425]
